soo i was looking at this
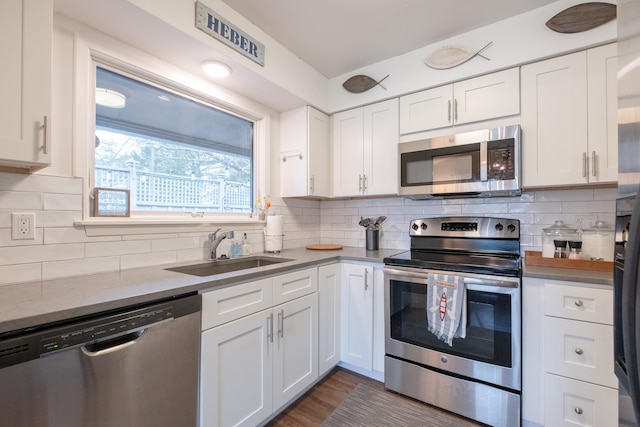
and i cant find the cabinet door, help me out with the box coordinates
[0,0,51,170]
[363,99,399,196]
[308,107,331,197]
[587,43,618,183]
[332,108,364,197]
[279,106,330,198]
[399,85,452,134]
[273,293,319,409]
[521,51,588,187]
[454,68,520,125]
[340,263,374,370]
[318,263,341,375]
[200,311,273,427]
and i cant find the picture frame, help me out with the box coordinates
[93,188,130,217]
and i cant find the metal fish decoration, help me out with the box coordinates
[342,74,389,93]
[546,2,616,33]
[424,42,493,70]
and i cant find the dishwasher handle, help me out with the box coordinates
[82,329,146,356]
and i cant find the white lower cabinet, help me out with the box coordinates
[339,262,385,379]
[318,263,341,375]
[200,268,318,427]
[522,277,617,427]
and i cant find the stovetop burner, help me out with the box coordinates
[384,217,521,277]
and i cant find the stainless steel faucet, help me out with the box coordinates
[208,228,234,260]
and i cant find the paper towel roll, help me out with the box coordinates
[265,215,283,236]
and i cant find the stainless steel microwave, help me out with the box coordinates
[398,124,521,199]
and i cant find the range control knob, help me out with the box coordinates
[411,223,419,231]
[421,223,428,230]
[495,223,504,231]
[507,223,516,233]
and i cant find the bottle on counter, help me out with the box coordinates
[553,239,568,259]
[242,233,251,256]
[542,221,578,258]
[568,240,582,260]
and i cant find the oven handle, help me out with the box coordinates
[384,266,519,288]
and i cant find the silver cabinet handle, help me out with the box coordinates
[358,175,363,191]
[364,268,369,290]
[575,300,584,307]
[363,175,368,192]
[453,99,458,122]
[447,100,451,123]
[582,152,587,177]
[592,151,596,177]
[278,309,284,338]
[309,175,315,193]
[574,407,583,415]
[575,348,584,355]
[267,313,274,343]
[43,116,49,155]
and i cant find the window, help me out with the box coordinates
[94,66,254,215]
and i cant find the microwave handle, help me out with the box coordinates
[480,141,488,181]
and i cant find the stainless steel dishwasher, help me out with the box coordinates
[0,293,201,427]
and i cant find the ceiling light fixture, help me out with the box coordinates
[201,60,232,79]
[95,88,126,108]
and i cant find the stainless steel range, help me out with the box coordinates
[383,217,521,427]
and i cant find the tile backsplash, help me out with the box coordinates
[0,171,616,285]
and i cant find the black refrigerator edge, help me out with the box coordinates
[615,0,640,425]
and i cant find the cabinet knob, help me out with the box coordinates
[574,407,583,415]
[575,347,584,355]
[574,300,584,307]
[441,356,448,364]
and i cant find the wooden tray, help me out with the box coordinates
[306,244,343,250]
[525,251,613,272]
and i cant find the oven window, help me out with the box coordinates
[389,279,512,367]
[401,143,481,187]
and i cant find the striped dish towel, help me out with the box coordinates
[427,273,467,346]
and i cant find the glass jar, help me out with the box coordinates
[581,220,614,261]
[542,221,578,258]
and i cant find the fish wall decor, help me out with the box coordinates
[546,2,616,33]
[342,74,389,93]
[424,42,493,70]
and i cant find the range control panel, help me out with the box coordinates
[409,217,520,239]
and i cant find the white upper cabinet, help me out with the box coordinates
[279,106,330,197]
[333,98,399,197]
[522,43,617,187]
[0,0,52,171]
[399,68,520,135]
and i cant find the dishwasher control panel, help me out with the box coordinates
[40,306,174,355]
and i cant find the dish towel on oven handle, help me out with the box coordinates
[427,273,467,346]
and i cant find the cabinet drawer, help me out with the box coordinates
[544,373,617,427]
[201,278,273,330]
[544,316,616,388]
[544,283,613,324]
[272,267,317,305]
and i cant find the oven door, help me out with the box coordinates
[384,266,521,391]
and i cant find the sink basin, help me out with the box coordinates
[165,256,294,277]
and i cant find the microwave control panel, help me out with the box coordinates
[487,139,515,180]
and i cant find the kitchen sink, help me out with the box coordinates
[165,256,294,277]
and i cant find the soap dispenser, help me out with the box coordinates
[242,233,251,256]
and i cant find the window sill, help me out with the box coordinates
[75,215,264,237]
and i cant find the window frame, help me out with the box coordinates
[71,45,272,234]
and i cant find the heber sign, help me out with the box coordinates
[195,1,265,66]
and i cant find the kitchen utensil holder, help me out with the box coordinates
[366,229,379,251]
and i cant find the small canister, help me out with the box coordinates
[542,221,578,258]
[581,220,614,261]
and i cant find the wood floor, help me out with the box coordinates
[265,367,483,427]
[265,367,385,427]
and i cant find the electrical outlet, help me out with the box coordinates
[11,213,35,240]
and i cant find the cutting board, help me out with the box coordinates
[306,244,343,250]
